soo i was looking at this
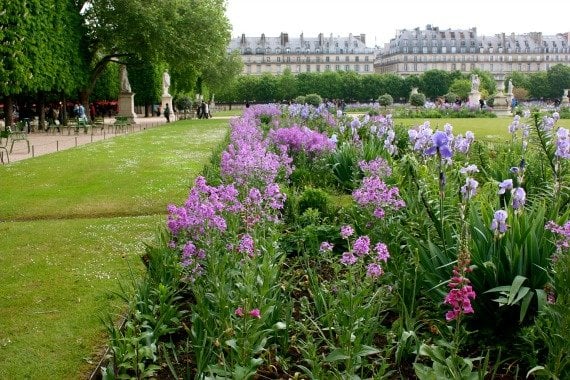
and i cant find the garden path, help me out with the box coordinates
[5,116,225,162]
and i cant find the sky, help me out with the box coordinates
[225,0,568,47]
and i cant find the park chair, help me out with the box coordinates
[113,116,130,133]
[75,117,90,134]
[0,130,10,164]
[10,121,30,153]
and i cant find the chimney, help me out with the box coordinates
[240,33,246,45]
[280,32,289,45]
[318,33,323,46]
[360,33,366,45]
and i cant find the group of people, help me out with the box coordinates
[196,101,212,119]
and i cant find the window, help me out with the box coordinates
[285,48,290,54]
[336,56,340,62]
[326,56,330,62]
[345,64,350,71]
[316,65,321,72]
[355,64,360,72]
[345,56,350,62]
[364,64,370,72]
[265,57,270,62]
[265,47,271,54]
[335,64,340,71]
[306,65,311,72]
[355,56,359,62]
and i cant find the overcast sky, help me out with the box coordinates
[225,0,568,47]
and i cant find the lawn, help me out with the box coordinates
[0,119,229,379]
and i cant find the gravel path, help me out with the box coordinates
[3,117,168,163]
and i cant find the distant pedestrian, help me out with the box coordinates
[164,103,171,123]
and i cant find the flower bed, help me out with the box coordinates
[101,105,570,379]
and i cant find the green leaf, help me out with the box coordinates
[519,291,534,322]
[508,276,528,304]
[273,321,286,330]
[225,339,237,350]
[325,348,350,362]
[535,289,547,311]
[355,344,380,357]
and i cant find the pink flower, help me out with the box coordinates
[319,241,334,253]
[235,307,244,317]
[375,242,390,262]
[249,308,261,318]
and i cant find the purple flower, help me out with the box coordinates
[375,242,390,262]
[340,225,354,239]
[425,130,453,159]
[461,177,479,200]
[366,263,384,278]
[235,307,245,317]
[512,187,526,210]
[353,236,371,256]
[319,241,334,253]
[491,210,508,235]
[340,252,358,265]
[238,234,255,256]
[459,164,479,175]
[498,179,513,194]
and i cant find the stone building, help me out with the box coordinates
[375,25,570,76]
[228,32,376,75]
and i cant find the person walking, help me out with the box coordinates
[164,103,171,123]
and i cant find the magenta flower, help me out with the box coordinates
[319,241,334,253]
[235,307,245,317]
[353,236,371,256]
[249,308,261,318]
[238,234,255,257]
[340,225,354,239]
[375,242,390,262]
[444,284,476,321]
[366,263,384,279]
[340,252,358,265]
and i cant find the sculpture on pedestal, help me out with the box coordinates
[162,71,171,96]
[471,74,480,92]
[120,65,132,93]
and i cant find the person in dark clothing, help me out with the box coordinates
[164,103,171,123]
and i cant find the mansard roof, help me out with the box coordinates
[228,33,374,54]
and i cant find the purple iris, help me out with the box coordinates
[425,130,452,158]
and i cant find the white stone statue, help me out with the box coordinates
[162,71,171,96]
[471,74,480,92]
[120,65,131,93]
[507,80,513,95]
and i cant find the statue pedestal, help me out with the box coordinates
[161,94,175,121]
[493,92,512,117]
[468,91,481,107]
[117,92,137,124]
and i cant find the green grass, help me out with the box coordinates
[0,120,228,220]
[0,119,228,379]
[395,117,570,142]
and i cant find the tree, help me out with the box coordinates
[449,79,472,100]
[420,70,451,100]
[200,50,243,97]
[279,68,298,101]
[528,72,550,100]
[0,0,88,126]
[546,64,570,99]
[80,0,231,105]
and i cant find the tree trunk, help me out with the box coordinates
[5,96,14,128]
[38,93,46,130]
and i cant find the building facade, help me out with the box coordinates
[375,25,570,76]
[228,32,376,75]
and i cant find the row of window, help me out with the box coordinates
[382,54,570,64]
[245,64,372,74]
[245,55,372,63]
[396,62,554,73]
[394,46,569,55]
[241,47,372,55]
